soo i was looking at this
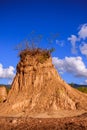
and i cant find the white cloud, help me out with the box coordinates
[85,80,87,83]
[52,57,64,72]
[67,24,87,55]
[79,43,87,56]
[0,63,15,79]
[84,80,87,84]
[68,35,79,54]
[78,24,87,40]
[82,79,87,85]
[52,56,87,78]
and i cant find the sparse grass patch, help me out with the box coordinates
[77,87,87,94]
[19,48,51,63]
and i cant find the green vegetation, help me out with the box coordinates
[69,83,87,94]
[77,87,87,94]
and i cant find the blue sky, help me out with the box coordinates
[0,0,87,84]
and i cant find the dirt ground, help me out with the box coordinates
[0,113,87,130]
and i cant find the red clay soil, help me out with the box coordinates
[0,113,87,130]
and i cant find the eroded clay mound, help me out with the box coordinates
[0,48,87,116]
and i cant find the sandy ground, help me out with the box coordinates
[0,112,87,130]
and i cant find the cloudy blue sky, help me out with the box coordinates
[0,0,87,85]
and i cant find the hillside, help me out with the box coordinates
[69,83,87,88]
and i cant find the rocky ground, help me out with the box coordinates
[0,113,87,130]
